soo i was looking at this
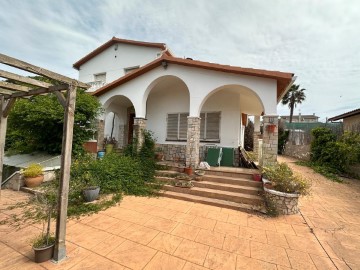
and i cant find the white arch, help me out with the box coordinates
[142,75,190,117]
[197,84,265,116]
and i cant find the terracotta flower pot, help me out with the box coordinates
[184,167,193,175]
[267,124,276,133]
[24,175,44,188]
[253,173,262,182]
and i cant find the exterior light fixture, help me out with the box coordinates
[161,60,168,69]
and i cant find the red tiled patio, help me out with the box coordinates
[1,156,360,269]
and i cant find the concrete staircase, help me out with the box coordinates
[156,166,265,213]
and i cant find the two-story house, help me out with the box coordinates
[73,37,295,167]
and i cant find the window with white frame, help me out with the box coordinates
[200,112,221,141]
[94,72,106,82]
[166,112,221,142]
[166,113,188,140]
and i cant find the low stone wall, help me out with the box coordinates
[157,144,240,167]
[156,144,186,164]
[264,187,299,215]
[283,143,311,161]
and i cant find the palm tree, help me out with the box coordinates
[281,84,306,123]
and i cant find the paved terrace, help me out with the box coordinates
[0,156,359,269]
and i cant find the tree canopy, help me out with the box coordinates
[5,86,101,155]
[281,84,306,123]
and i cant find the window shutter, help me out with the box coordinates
[206,112,220,140]
[179,113,189,140]
[200,113,205,140]
[167,114,179,140]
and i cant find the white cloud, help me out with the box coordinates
[0,0,359,120]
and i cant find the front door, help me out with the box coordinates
[128,113,135,144]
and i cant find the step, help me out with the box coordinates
[160,191,264,213]
[206,168,257,179]
[162,185,263,205]
[155,170,180,177]
[156,177,261,195]
[193,181,261,195]
[202,175,262,188]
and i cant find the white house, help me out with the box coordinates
[73,37,295,167]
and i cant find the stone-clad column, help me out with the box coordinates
[133,118,147,150]
[253,115,262,162]
[97,119,105,151]
[186,117,201,168]
[261,115,278,167]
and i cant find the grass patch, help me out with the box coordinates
[295,161,343,182]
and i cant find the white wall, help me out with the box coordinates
[201,91,241,147]
[146,79,189,144]
[98,63,279,149]
[78,43,162,84]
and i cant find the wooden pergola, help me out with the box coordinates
[0,53,89,262]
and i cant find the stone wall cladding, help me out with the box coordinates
[264,187,299,215]
[156,144,186,163]
[97,119,105,151]
[262,116,278,167]
[133,118,147,150]
[253,131,262,161]
[159,144,240,167]
[118,125,126,148]
[186,117,201,168]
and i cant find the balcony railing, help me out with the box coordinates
[86,80,106,92]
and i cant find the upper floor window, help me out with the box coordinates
[94,72,106,82]
[124,66,140,74]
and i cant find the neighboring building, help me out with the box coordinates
[328,108,360,132]
[280,113,319,123]
[73,37,294,167]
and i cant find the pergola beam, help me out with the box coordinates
[0,69,53,88]
[0,81,31,92]
[2,84,69,99]
[0,53,89,89]
[0,89,15,95]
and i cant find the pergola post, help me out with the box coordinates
[0,97,15,193]
[53,85,77,262]
[0,97,7,193]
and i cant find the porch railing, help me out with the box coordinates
[86,80,106,92]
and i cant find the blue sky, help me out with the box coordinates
[0,0,359,121]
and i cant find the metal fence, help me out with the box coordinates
[284,122,343,145]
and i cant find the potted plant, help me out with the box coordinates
[23,163,44,188]
[31,191,57,263]
[262,162,311,215]
[184,166,193,176]
[103,136,117,154]
[267,124,277,133]
[82,171,100,202]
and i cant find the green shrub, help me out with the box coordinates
[262,162,311,195]
[32,234,55,248]
[311,127,360,172]
[23,164,43,177]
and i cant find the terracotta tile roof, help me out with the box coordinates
[91,54,294,102]
[73,37,172,70]
[328,108,360,121]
